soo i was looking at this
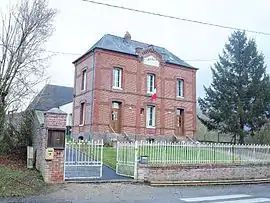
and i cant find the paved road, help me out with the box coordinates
[2,183,270,203]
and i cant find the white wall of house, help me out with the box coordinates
[59,102,72,114]
[59,102,73,126]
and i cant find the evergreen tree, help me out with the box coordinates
[198,31,270,144]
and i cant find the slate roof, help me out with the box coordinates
[27,84,73,111]
[73,34,195,69]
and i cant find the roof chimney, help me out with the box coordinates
[124,31,131,40]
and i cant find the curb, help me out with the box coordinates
[147,179,270,187]
[65,179,143,184]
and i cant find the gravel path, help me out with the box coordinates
[43,183,159,202]
[3,183,167,203]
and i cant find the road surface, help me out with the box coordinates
[2,183,270,203]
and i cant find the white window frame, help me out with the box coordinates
[146,105,155,128]
[147,74,155,94]
[82,69,87,91]
[79,102,85,126]
[113,67,122,89]
[177,79,184,97]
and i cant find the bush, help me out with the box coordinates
[146,137,155,143]
[0,110,34,158]
[104,140,114,147]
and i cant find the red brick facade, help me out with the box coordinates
[72,38,197,138]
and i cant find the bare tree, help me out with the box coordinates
[0,0,56,137]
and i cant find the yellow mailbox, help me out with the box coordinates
[45,148,54,160]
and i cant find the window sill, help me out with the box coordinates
[112,87,123,91]
[176,96,184,100]
[79,124,84,127]
[146,126,155,129]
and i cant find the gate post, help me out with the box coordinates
[134,140,138,180]
[42,108,67,183]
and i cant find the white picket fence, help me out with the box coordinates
[116,141,270,178]
[116,141,270,175]
[137,141,270,165]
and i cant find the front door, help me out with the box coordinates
[175,108,184,137]
[111,102,121,133]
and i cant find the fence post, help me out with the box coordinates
[116,141,119,174]
[134,140,138,180]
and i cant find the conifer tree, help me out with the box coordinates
[198,31,270,144]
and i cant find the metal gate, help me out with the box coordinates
[64,139,103,180]
[116,141,138,178]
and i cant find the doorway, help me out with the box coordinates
[175,108,184,137]
[111,102,121,133]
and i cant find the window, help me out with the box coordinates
[177,79,184,97]
[146,105,155,128]
[113,67,122,88]
[47,130,65,148]
[112,102,120,109]
[80,102,85,125]
[147,74,155,93]
[81,69,87,90]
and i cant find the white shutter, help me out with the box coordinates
[113,68,116,87]
[152,106,155,127]
[146,106,150,127]
[119,68,122,88]
[147,75,150,92]
[83,71,87,90]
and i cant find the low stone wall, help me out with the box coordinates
[137,163,270,182]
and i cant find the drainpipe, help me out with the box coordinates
[89,50,95,140]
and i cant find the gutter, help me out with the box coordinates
[73,48,198,70]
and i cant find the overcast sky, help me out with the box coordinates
[2,0,270,102]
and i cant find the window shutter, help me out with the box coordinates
[146,106,150,126]
[152,106,155,126]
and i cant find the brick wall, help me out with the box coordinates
[35,110,66,183]
[44,111,67,129]
[72,48,197,138]
[137,163,270,182]
[72,53,94,133]
[43,149,64,183]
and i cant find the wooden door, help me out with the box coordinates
[175,109,184,137]
[47,130,65,148]
[111,102,121,133]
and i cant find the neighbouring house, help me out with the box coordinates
[26,84,73,168]
[72,32,197,141]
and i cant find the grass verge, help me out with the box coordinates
[0,166,49,197]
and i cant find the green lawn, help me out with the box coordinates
[107,146,237,169]
[0,166,49,197]
[103,147,117,169]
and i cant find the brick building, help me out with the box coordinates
[72,32,197,140]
